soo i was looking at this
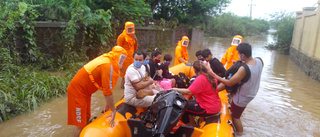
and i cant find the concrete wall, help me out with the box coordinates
[15,22,203,59]
[290,0,320,81]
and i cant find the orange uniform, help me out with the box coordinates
[174,36,189,65]
[117,21,138,77]
[221,35,243,70]
[67,46,127,128]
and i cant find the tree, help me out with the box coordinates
[86,0,152,26]
[149,0,230,28]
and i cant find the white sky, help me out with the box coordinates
[225,0,319,20]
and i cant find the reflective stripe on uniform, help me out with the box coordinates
[179,58,185,62]
[109,64,113,90]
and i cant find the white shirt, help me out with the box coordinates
[124,64,146,100]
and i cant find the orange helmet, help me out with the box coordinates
[125,22,135,35]
[110,46,128,67]
[181,36,189,47]
[231,35,243,46]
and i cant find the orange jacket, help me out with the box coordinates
[221,45,240,70]
[221,35,243,70]
[117,22,138,77]
[174,36,189,65]
[68,46,127,96]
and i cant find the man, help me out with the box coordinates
[124,50,155,107]
[174,36,189,65]
[117,21,138,88]
[206,43,263,132]
[67,46,127,137]
[202,48,226,78]
[221,35,243,70]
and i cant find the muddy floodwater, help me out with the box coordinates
[1,33,320,137]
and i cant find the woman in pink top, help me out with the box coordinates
[172,60,221,125]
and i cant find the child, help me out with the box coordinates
[158,54,176,89]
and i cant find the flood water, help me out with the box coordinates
[1,33,320,137]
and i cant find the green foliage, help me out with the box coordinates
[0,47,74,122]
[0,0,113,70]
[266,12,295,54]
[87,0,152,26]
[205,13,270,37]
[150,0,230,29]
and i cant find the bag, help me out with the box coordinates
[174,72,191,88]
[209,58,226,78]
[225,61,251,93]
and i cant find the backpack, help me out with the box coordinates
[210,58,227,78]
[174,72,191,88]
[225,61,251,93]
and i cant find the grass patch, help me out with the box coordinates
[0,65,77,122]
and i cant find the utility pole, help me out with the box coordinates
[249,0,255,20]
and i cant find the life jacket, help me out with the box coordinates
[174,72,191,88]
[225,61,251,93]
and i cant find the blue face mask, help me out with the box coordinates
[143,59,149,65]
[239,54,243,61]
[134,60,143,68]
[198,58,204,61]
[164,62,171,66]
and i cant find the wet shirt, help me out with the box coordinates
[188,74,221,114]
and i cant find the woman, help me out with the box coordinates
[171,60,221,125]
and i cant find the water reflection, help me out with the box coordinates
[1,34,320,137]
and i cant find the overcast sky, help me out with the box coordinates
[224,0,319,20]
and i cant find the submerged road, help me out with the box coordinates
[1,33,320,137]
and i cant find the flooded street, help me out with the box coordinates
[1,33,320,137]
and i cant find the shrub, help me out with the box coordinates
[266,12,295,54]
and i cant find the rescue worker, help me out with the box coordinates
[67,46,127,137]
[221,35,243,70]
[117,21,138,88]
[174,36,189,65]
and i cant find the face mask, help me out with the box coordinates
[118,54,127,66]
[155,59,161,64]
[164,62,170,66]
[143,59,149,65]
[239,54,243,61]
[134,60,143,68]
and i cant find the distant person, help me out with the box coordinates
[171,60,221,126]
[67,46,127,137]
[196,50,204,61]
[202,48,226,78]
[221,35,243,70]
[117,21,138,88]
[174,36,189,65]
[206,43,263,132]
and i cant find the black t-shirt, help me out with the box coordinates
[148,59,162,80]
